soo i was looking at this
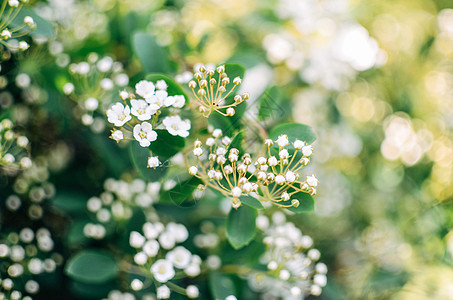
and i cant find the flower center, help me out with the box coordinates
[139,130,147,139]
[118,113,126,121]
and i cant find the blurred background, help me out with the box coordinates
[2,0,453,299]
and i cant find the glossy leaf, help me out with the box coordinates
[65,250,118,284]
[209,272,237,300]
[226,205,257,249]
[160,176,203,206]
[129,142,168,181]
[11,8,55,38]
[132,32,168,73]
[149,129,186,158]
[240,195,264,209]
[269,122,316,145]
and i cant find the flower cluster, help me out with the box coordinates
[128,221,201,299]
[0,0,35,53]
[107,79,191,167]
[84,178,161,240]
[63,53,129,132]
[0,227,62,300]
[188,64,249,117]
[248,212,327,298]
[0,118,32,175]
[189,129,318,209]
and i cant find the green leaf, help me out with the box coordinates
[51,192,87,214]
[160,176,203,206]
[129,142,168,181]
[65,250,118,284]
[240,195,264,209]
[269,122,316,145]
[209,272,237,300]
[11,8,55,38]
[145,73,188,101]
[258,86,285,121]
[285,192,315,213]
[132,32,168,73]
[227,131,244,153]
[226,205,257,249]
[149,129,186,158]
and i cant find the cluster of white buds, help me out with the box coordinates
[107,79,191,167]
[84,178,161,240]
[249,212,327,298]
[189,129,318,209]
[0,118,32,175]
[0,228,62,299]
[63,54,129,132]
[188,64,249,117]
[0,1,35,53]
[128,221,201,299]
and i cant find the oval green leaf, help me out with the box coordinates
[240,195,264,209]
[226,205,257,249]
[269,122,316,145]
[65,250,118,284]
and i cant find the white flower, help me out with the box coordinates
[276,135,289,147]
[184,262,201,277]
[129,231,145,248]
[189,166,198,175]
[133,122,158,147]
[143,240,159,257]
[8,0,18,7]
[151,259,175,283]
[166,246,192,268]
[157,285,171,299]
[131,279,143,291]
[1,29,11,39]
[268,156,278,166]
[156,80,168,90]
[135,80,155,99]
[159,231,176,249]
[294,139,305,149]
[107,103,132,127]
[314,274,327,287]
[302,145,313,156]
[285,171,296,183]
[206,138,215,146]
[193,147,203,156]
[134,252,148,265]
[131,99,159,121]
[279,149,289,159]
[186,285,199,298]
[147,90,168,107]
[281,192,290,201]
[172,95,186,108]
[85,98,99,111]
[225,296,237,300]
[306,175,318,187]
[63,83,74,95]
[265,139,273,146]
[213,129,222,138]
[163,96,175,107]
[232,187,242,198]
[163,116,191,138]
[111,130,123,142]
[24,16,34,26]
[148,156,160,168]
[119,91,129,100]
[19,41,29,51]
[275,175,286,185]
